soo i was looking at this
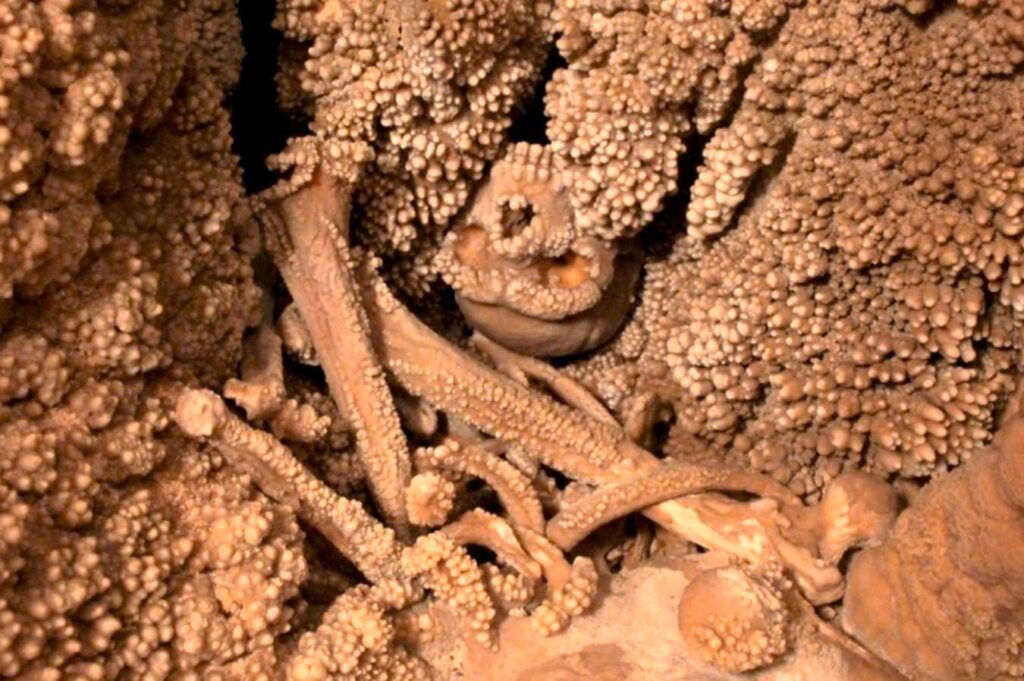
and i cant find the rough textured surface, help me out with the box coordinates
[0,0,307,677]
[421,559,901,681]
[677,566,789,673]
[4,0,1024,679]
[273,0,548,296]
[570,0,1024,500]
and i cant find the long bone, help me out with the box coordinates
[174,388,404,582]
[260,174,845,604]
[258,174,412,536]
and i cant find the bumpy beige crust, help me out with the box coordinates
[546,0,795,241]
[677,566,790,673]
[571,0,1024,501]
[0,1,311,678]
[173,388,405,582]
[260,173,414,535]
[6,0,1024,679]
[273,0,548,296]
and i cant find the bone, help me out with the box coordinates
[259,174,413,536]
[174,388,404,583]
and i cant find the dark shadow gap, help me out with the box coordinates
[230,0,298,193]
[637,131,711,262]
[507,47,567,145]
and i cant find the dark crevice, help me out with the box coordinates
[230,0,297,193]
[907,0,956,29]
[507,47,567,145]
[544,465,573,490]
[465,544,498,564]
[646,410,675,456]
[638,131,711,262]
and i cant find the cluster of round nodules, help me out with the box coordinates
[0,335,69,406]
[0,0,310,677]
[528,557,599,636]
[51,65,127,168]
[274,0,547,295]
[152,453,308,675]
[661,225,1015,494]
[401,532,497,648]
[0,0,45,203]
[406,471,457,527]
[285,581,431,681]
[544,64,688,243]
[0,208,62,298]
[0,420,59,502]
[46,245,167,378]
[677,565,790,674]
[483,563,537,610]
[625,0,1024,498]
[686,108,789,239]
[93,416,168,484]
[0,0,133,299]
[546,0,796,243]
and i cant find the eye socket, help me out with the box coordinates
[498,199,536,239]
[542,252,591,289]
[452,226,493,268]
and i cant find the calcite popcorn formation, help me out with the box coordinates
[0,1,1023,681]
[0,0,306,678]
[272,0,549,296]
[571,0,1024,498]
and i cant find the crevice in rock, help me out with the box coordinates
[507,47,567,145]
[230,0,301,193]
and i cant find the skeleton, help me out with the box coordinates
[174,165,903,668]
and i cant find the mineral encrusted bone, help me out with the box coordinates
[2,0,1023,679]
